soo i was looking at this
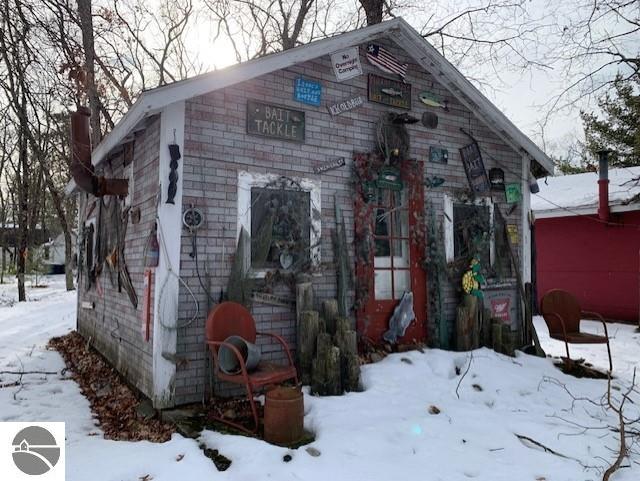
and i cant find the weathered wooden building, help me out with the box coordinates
[69,18,553,408]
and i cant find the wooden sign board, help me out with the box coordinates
[246,100,305,142]
[327,95,364,116]
[251,291,296,308]
[367,74,411,110]
[294,77,322,106]
[459,142,490,194]
[314,157,346,174]
[506,224,519,244]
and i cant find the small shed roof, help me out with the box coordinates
[532,167,640,218]
[89,17,553,174]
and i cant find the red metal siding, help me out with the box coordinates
[535,211,640,322]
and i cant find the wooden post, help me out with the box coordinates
[322,299,339,335]
[298,310,321,385]
[296,280,314,324]
[311,333,341,395]
[334,327,360,392]
[491,322,503,353]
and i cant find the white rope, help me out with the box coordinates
[155,215,199,331]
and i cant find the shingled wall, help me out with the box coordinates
[172,39,524,405]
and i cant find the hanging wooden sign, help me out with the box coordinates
[251,291,296,307]
[505,183,522,204]
[327,95,365,116]
[294,77,322,106]
[314,157,346,174]
[459,142,490,194]
[330,47,362,81]
[368,74,411,110]
[246,100,305,142]
[376,165,403,191]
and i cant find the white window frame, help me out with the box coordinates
[237,170,321,278]
[443,194,495,265]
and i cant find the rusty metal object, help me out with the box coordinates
[263,386,304,446]
[70,108,129,197]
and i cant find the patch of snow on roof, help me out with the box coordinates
[531,167,640,213]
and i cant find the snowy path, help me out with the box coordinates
[0,277,637,481]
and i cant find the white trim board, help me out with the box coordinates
[152,100,185,409]
[89,17,553,174]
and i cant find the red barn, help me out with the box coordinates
[533,164,640,323]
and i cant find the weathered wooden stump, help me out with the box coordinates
[298,310,321,385]
[311,333,341,395]
[491,322,503,353]
[322,299,339,335]
[335,327,359,392]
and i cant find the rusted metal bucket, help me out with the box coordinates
[264,386,304,446]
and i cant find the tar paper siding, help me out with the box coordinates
[76,115,160,400]
[535,210,640,322]
[172,39,526,405]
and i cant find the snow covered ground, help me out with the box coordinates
[1,275,638,481]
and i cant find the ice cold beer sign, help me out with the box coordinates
[247,100,305,142]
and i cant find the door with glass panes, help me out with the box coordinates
[355,160,427,344]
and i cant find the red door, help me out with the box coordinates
[354,155,427,345]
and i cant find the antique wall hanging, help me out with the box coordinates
[246,100,305,142]
[365,44,408,81]
[166,142,180,204]
[294,77,322,106]
[489,168,505,191]
[419,91,449,111]
[376,112,411,162]
[459,141,490,194]
[327,95,365,116]
[368,74,411,110]
[421,111,438,129]
[505,183,522,204]
[330,46,362,81]
[429,146,448,164]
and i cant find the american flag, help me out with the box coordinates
[365,44,408,80]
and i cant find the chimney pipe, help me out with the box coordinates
[70,108,129,197]
[597,150,610,222]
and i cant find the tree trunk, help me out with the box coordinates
[359,0,384,25]
[77,0,101,146]
[42,165,74,291]
[63,230,74,290]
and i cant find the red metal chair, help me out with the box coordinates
[205,301,298,433]
[540,289,612,372]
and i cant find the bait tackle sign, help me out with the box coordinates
[246,100,305,142]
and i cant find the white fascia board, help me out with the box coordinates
[394,18,553,175]
[534,202,640,219]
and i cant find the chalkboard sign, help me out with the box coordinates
[294,77,322,106]
[246,100,305,142]
[459,142,490,194]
